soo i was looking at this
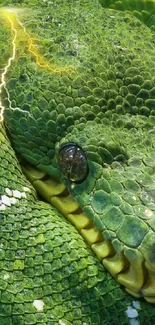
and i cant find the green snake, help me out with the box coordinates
[1,0,155,323]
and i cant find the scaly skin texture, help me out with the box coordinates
[1,0,155,323]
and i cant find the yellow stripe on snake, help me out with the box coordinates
[1,0,155,324]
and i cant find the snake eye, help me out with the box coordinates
[58,142,88,183]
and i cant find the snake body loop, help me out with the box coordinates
[1,0,155,324]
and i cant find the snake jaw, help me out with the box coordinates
[21,160,155,304]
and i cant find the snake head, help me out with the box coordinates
[2,1,155,303]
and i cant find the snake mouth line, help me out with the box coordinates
[21,162,155,304]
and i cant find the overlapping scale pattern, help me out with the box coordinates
[1,0,155,323]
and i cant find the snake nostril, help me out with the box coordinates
[58,142,89,183]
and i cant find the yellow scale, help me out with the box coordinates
[22,163,155,303]
[1,4,155,305]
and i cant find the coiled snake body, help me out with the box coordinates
[1,0,155,324]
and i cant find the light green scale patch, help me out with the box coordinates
[117,216,149,247]
[140,232,155,265]
[102,206,124,231]
[91,190,111,214]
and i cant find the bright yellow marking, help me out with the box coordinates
[0,7,74,121]
[16,17,74,74]
[2,7,74,73]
